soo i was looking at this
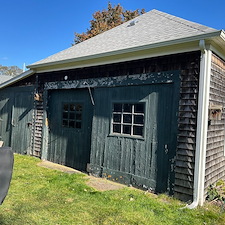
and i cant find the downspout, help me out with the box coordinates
[187,40,212,209]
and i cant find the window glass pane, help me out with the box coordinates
[111,102,145,137]
[134,115,144,124]
[123,104,132,113]
[113,104,122,112]
[76,104,82,112]
[134,104,144,113]
[62,103,83,129]
[133,126,143,136]
[113,124,121,133]
[113,114,121,123]
[123,125,131,134]
[76,113,82,120]
[76,122,81,129]
[123,114,132,123]
[70,104,76,111]
[62,120,68,127]
[69,120,75,128]
[63,112,68,119]
[63,104,69,112]
[69,113,75,120]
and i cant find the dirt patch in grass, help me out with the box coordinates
[86,176,125,191]
[38,160,125,191]
[38,160,81,174]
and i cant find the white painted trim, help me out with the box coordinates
[34,43,200,74]
[187,41,212,209]
[210,45,225,61]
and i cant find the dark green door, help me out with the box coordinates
[48,89,93,171]
[11,90,34,154]
[0,87,34,154]
[91,82,179,193]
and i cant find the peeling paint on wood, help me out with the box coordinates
[44,72,175,90]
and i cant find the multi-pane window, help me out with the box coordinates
[62,103,82,129]
[112,103,145,137]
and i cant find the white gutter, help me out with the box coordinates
[187,40,212,209]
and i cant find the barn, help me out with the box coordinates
[0,9,225,207]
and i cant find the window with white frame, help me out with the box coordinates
[111,103,145,137]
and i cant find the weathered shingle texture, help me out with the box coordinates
[31,9,217,66]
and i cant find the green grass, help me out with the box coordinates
[0,154,224,224]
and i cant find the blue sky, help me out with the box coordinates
[1,0,224,69]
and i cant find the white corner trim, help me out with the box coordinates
[187,40,212,208]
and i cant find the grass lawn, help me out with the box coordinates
[0,154,225,225]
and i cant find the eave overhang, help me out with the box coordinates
[27,30,225,73]
[1,30,224,90]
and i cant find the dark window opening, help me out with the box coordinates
[62,103,83,129]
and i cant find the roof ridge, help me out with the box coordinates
[151,9,214,33]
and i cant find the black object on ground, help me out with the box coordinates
[0,147,14,205]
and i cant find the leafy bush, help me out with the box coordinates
[207,180,225,209]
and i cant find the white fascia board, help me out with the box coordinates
[32,41,200,74]
[27,30,222,72]
[220,30,225,42]
[210,44,225,61]
[0,70,35,89]
[34,42,200,73]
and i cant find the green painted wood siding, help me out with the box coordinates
[0,86,34,154]
[90,81,179,193]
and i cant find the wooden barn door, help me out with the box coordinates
[48,89,93,171]
[91,82,179,193]
[10,88,34,155]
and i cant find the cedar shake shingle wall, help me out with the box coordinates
[173,55,200,202]
[205,54,225,196]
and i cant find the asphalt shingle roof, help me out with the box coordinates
[0,75,13,84]
[31,9,218,66]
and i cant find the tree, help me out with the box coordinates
[0,65,23,77]
[73,2,145,44]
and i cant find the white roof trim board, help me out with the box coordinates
[28,9,223,69]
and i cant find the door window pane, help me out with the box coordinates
[134,115,144,124]
[112,103,145,137]
[123,114,132,123]
[134,104,144,113]
[113,114,121,123]
[123,104,132,113]
[133,126,143,136]
[113,104,122,112]
[113,124,121,133]
[123,125,131,135]
[62,103,83,129]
